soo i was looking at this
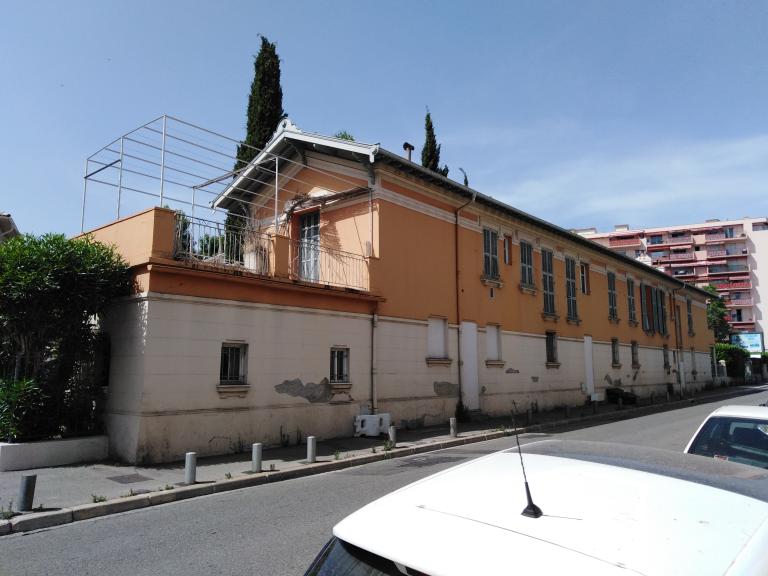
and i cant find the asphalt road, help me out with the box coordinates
[2,387,767,576]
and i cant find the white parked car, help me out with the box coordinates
[305,440,768,575]
[685,405,768,469]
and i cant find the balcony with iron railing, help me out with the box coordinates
[726,298,754,308]
[648,235,693,247]
[172,213,370,292]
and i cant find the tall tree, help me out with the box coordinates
[420,110,449,177]
[234,36,285,171]
[704,285,730,342]
[229,36,285,231]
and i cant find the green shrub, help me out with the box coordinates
[715,343,750,379]
[0,379,46,442]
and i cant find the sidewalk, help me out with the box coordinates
[1,383,764,536]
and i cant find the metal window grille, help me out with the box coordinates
[663,345,670,369]
[483,229,499,278]
[542,249,555,314]
[607,272,618,319]
[631,341,639,366]
[220,343,246,384]
[611,338,620,365]
[330,347,349,383]
[520,242,534,287]
[565,257,577,319]
[545,332,558,364]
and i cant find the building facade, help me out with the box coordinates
[87,121,715,464]
[577,219,768,341]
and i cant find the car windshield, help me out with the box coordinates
[305,538,429,576]
[689,416,768,469]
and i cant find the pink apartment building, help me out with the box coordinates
[577,218,768,345]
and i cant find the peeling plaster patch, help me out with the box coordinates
[275,378,332,403]
[433,381,459,397]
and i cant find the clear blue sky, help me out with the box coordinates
[1,1,766,236]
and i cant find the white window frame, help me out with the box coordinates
[486,325,501,361]
[503,236,512,265]
[220,342,248,385]
[580,263,590,294]
[427,317,448,359]
[330,347,350,383]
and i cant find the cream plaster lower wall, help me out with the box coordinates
[103,295,719,464]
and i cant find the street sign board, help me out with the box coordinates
[730,332,765,357]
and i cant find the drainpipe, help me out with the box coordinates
[454,191,477,411]
[370,305,378,414]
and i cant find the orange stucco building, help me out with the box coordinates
[88,120,715,463]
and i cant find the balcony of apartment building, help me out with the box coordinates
[704,227,746,244]
[646,232,693,248]
[608,235,643,248]
[707,264,749,277]
[656,250,695,264]
[714,280,752,293]
[174,212,370,291]
[725,297,754,308]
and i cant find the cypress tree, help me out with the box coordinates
[234,35,285,171]
[228,36,285,233]
[421,110,449,177]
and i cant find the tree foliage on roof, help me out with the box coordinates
[334,130,355,141]
[703,285,731,343]
[421,110,449,177]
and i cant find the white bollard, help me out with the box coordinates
[184,452,197,485]
[388,425,397,447]
[307,436,316,463]
[252,443,262,473]
[449,417,457,438]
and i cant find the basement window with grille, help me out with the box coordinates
[330,347,350,383]
[220,342,248,384]
[217,342,250,398]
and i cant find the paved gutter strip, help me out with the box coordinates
[2,385,761,536]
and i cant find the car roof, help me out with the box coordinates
[333,442,768,576]
[706,405,768,420]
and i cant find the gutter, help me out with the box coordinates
[455,191,477,413]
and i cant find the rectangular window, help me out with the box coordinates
[607,271,618,319]
[631,341,639,367]
[659,290,667,335]
[627,278,637,323]
[220,342,247,384]
[663,344,670,369]
[545,331,558,365]
[690,348,697,379]
[640,282,650,332]
[580,263,590,294]
[542,249,555,314]
[486,325,501,361]
[483,229,499,279]
[565,257,578,320]
[330,347,349,383]
[427,318,448,359]
[520,241,534,287]
[611,338,620,367]
[299,211,320,282]
[687,298,694,335]
[503,236,512,265]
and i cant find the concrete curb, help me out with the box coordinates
[1,385,758,537]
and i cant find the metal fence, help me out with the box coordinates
[174,213,271,275]
[289,240,369,291]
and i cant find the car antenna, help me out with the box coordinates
[512,400,543,518]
